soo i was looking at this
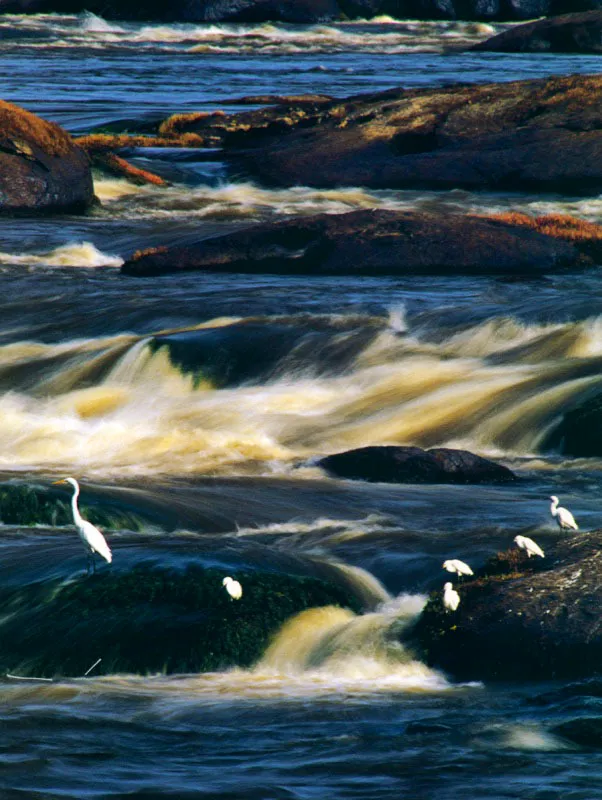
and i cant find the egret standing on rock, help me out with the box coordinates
[223,576,242,600]
[443,559,474,578]
[514,534,545,559]
[550,495,578,531]
[443,582,460,612]
[53,478,112,573]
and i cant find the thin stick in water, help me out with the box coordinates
[84,658,102,677]
[6,673,53,682]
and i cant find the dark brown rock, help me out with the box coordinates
[472,10,602,53]
[121,209,585,277]
[190,75,602,193]
[543,392,602,457]
[317,445,516,483]
[0,100,94,214]
[410,533,602,681]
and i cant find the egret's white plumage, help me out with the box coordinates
[514,535,545,559]
[443,582,460,612]
[53,477,112,572]
[223,576,242,600]
[550,495,578,531]
[443,559,474,578]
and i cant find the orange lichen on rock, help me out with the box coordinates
[158,111,226,137]
[75,134,169,152]
[93,152,166,186]
[0,99,73,157]
[489,211,602,260]
[130,245,169,262]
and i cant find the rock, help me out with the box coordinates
[472,10,602,53]
[121,209,585,277]
[543,392,602,458]
[0,100,94,214]
[409,532,602,681]
[316,445,516,484]
[194,74,602,193]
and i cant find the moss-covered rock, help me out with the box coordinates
[0,564,361,678]
[0,483,143,530]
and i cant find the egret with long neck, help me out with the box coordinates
[550,495,579,531]
[53,477,112,573]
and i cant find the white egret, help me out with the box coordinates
[53,478,112,573]
[514,534,544,559]
[550,495,578,531]
[222,576,242,600]
[443,559,474,578]
[443,582,460,612]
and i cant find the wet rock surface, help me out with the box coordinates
[544,392,602,458]
[409,533,602,681]
[0,99,94,214]
[472,10,602,53]
[121,209,585,276]
[317,445,516,483]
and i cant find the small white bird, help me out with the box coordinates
[514,534,545,559]
[443,559,474,578]
[222,576,242,600]
[53,477,112,573]
[550,495,578,531]
[443,582,460,612]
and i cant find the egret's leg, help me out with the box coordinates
[92,553,96,574]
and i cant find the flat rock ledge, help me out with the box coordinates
[316,445,515,484]
[408,533,602,681]
[0,100,94,214]
[156,74,602,193]
[121,209,586,277]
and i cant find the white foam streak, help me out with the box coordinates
[0,242,123,268]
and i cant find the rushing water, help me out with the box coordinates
[2,12,602,799]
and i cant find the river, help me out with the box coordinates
[2,11,602,799]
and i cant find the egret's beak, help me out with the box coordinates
[52,479,67,485]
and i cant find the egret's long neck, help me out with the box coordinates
[71,484,83,526]
[551,498,558,516]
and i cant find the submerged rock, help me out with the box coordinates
[121,209,584,277]
[317,445,515,484]
[543,392,602,457]
[0,564,360,677]
[0,100,94,214]
[472,10,602,53]
[184,74,602,193]
[409,533,602,681]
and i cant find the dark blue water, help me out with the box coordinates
[2,13,602,799]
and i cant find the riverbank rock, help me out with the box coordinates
[409,532,602,681]
[317,446,515,483]
[1,0,599,20]
[179,74,602,193]
[121,209,585,276]
[0,100,94,214]
[472,10,602,53]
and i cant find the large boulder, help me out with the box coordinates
[121,209,584,277]
[0,100,94,214]
[175,75,602,193]
[317,445,516,483]
[409,533,602,681]
[472,10,602,53]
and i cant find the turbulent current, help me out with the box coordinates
[2,12,602,800]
